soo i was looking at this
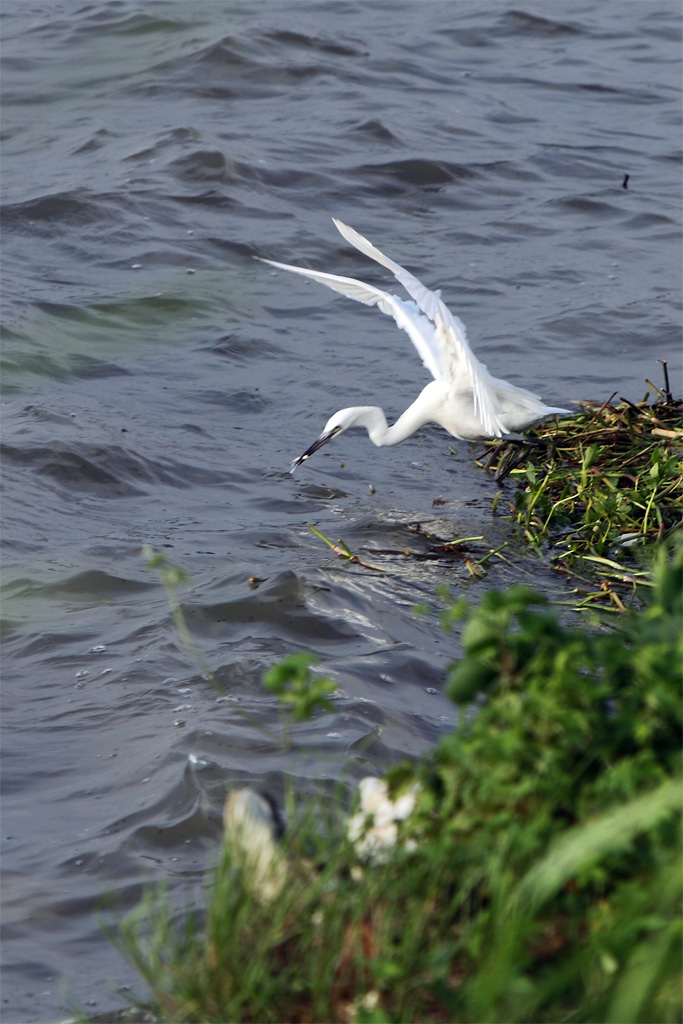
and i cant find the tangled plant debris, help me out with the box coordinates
[481,381,682,610]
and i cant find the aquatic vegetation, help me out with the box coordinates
[112,542,682,1024]
[482,384,682,610]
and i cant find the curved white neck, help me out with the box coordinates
[344,389,439,448]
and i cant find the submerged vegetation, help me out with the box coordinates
[106,380,682,1023]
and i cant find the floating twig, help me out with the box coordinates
[307,525,383,572]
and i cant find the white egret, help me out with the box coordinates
[261,219,570,470]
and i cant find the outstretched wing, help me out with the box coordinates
[259,258,443,382]
[332,219,507,438]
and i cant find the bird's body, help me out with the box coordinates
[261,219,570,469]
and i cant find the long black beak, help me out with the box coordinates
[290,426,341,473]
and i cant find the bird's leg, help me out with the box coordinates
[489,435,558,484]
[523,434,559,463]
[483,437,527,479]
[494,444,527,483]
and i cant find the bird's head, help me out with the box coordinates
[290,408,362,472]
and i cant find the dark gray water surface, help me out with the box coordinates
[1,2,681,1019]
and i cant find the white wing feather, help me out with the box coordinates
[332,219,508,437]
[259,258,443,382]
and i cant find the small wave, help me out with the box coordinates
[1,192,115,232]
[63,6,189,41]
[359,158,476,187]
[169,149,242,184]
[344,119,400,143]
[258,28,361,58]
[503,10,582,36]
[185,569,360,646]
[70,128,115,156]
[199,387,270,414]
[1,440,229,497]
[623,211,678,231]
[549,196,623,219]
[205,333,282,363]
[42,569,153,601]
[149,29,357,101]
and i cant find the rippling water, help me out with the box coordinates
[1,2,681,1019]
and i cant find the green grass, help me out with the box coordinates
[111,540,682,1024]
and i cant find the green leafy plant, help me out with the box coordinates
[263,653,338,748]
[404,538,682,1022]
[142,545,218,689]
[263,653,337,722]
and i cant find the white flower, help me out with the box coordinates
[347,776,420,862]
